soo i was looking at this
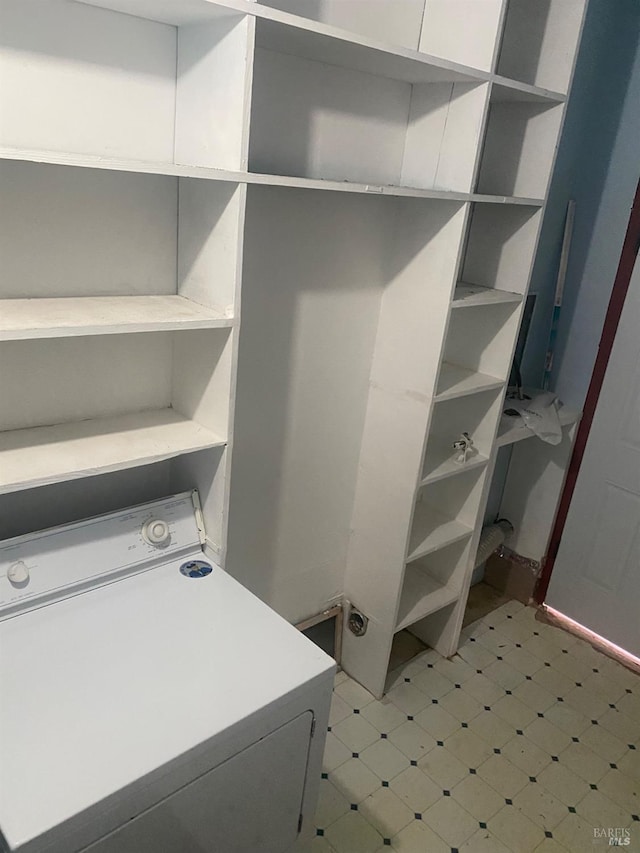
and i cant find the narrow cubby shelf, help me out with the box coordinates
[0,409,225,495]
[496,0,585,95]
[420,451,489,486]
[407,504,473,563]
[441,301,522,393]
[435,363,504,401]
[451,283,523,308]
[0,296,234,341]
[461,203,542,295]
[420,387,501,484]
[407,466,485,563]
[396,537,471,632]
[395,572,459,633]
[477,84,564,199]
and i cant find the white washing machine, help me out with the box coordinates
[0,491,334,853]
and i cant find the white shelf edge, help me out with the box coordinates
[491,77,566,104]
[247,170,472,201]
[0,296,235,341]
[395,576,459,633]
[0,148,544,208]
[451,283,523,309]
[470,193,544,207]
[0,409,225,495]
[0,147,246,183]
[407,504,473,563]
[496,407,582,447]
[420,453,489,486]
[435,364,505,402]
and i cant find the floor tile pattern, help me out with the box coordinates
[308,601,640,852]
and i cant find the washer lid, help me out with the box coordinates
[0,559,334,851]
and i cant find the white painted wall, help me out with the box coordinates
[0,162,177,298]
[0,463,172,540]
[249,48,411,185]
[226,187,389,623]
[0,0,176,161]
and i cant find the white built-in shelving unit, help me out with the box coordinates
[0,0,586,697]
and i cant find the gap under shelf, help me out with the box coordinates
[395,571,459,633]
[451,283,523,309]
[0,409,225,494]
[435,363,504,401]
[407,504,473,563]
[0,296,234,341]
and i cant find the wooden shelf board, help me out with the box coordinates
[407,503,473,563]
[395,569,459,633]
[452,283,523,309]
[0,296,234,341]
[496,407,581,447]
[421,450,489,486]
[435,364,504,401]
[0,409,225,495]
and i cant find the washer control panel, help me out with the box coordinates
[0,491,206,618]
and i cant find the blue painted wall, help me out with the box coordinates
[476,4,640,577]
[521,0,640,409]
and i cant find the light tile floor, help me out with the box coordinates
[308,600,639,852]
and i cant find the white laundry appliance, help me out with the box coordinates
[0,491,334,853]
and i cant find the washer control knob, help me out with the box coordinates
[141,519,171,548]
[8,561,30,585]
